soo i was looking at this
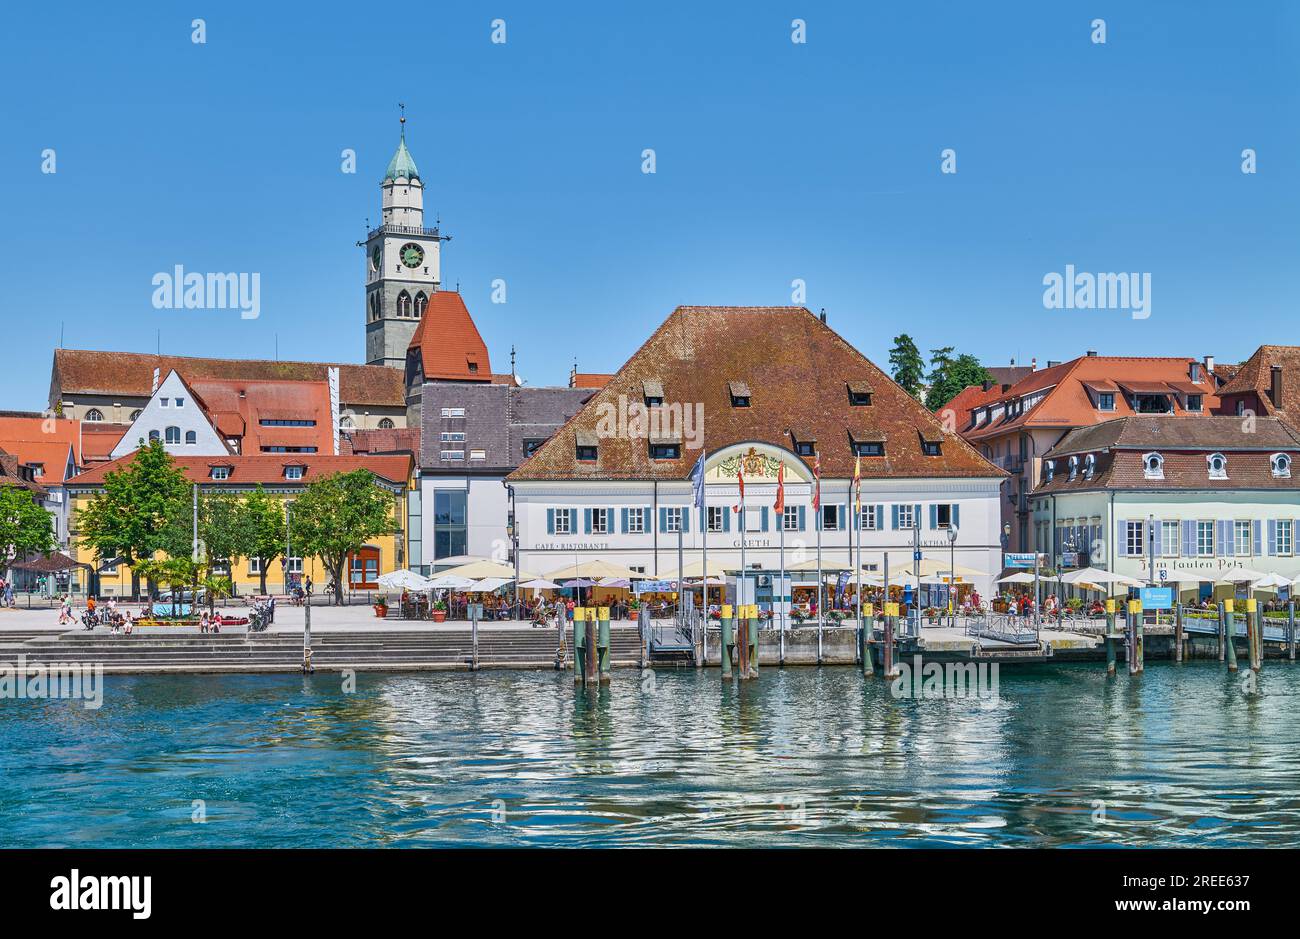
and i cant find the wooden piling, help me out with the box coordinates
[1128,598,1144,674]
[883,601,898,678]
[1246,599,1262,672]
[573,607,586,684]
[597,607,612,684]
[1174,602,1184,663]
[747,606,760,678]
[1104,599,1117,676]
[861,603,875,677]
[1289,599,1296,662]
[736,605,751,679]
[719,605,733,679]
[1217,600,1226,661]
[1224,599,1238,672]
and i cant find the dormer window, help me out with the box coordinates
[284,465,305,480]
[210,466,231,480]
[847,381,873,407]
[792,435,816,457]
[642,380,664,408]
[1044,460,1055,482]
[1272,453,1292,478]
[1207,452,1228,479]
[1186,394,1203,413]
[649,441,681,460]
[727,381,751,408]
[1083,453,1096,479]
[850,431,885,457]
[919,430,942,456]
[1067,455,1079,480]
[1098,392,1115,411]
[1143,452,1164,480]
[575,432,598,462]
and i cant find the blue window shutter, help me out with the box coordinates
[891,505,899,530]
[929,504,937,530]
[584,508,592,534]
[840,505,848,531]
[1216,520,1229,556]
[659,507,667,532]
[1181,520,1194,557]
[1224,521,1235,557]
[876,504,884,531]
[1268,520,1277,555]
[569,509,577,533]
[1253,519,1263,556]
[621,507,628,533]
[645,506,652,533]
[682,508,690,532]
[547,509,555,535]
[952,504,960,529]
[761,507,769,531]
[723,508,731,532]
[798,505,806,530]
[914,504,921,528]
[1152,521,1162,556]
[1116,518,1127,556]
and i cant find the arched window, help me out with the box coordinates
[185,430,197,445]
[1083,453,1096,479]
[1044,460,1055,483]
[1207,452,1227,479]
[378,418,395,429]
[368,292,380,322]
[85,408,104,422]
[397,291,412,317]
[148,430,160,442]
[339,415,354,430]
[1272,453,1292,478]
[129,409,142,421]
[1143,452,1164,480]
[1067,455,1079,480]
[165,426,181,444]
[414,292,428,316]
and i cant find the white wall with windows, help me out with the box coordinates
[109,371,227,459]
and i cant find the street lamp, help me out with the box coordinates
[947,523,959,628]
[1001,522,1011,571]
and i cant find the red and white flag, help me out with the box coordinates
[811,452,821,512]
[733,467,745,514]
[773,462,785,514]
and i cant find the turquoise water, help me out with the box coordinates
[2,663,1298,847]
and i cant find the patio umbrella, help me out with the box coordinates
[427,574,475,590]
[912,558,991,580]
[467,577,512,593]
[996,572,1036,584]
[1217,566,1268,584]
[1251,572,1293,591]
[660,559,731,580]
[545,559,642,581]
[377,569,433,591]
[597,577,631,588]
[562,578,599,588]
[436,559,538,581]
[1060,567,1144,588]
[519,578,561,590]
[1161,568,1220,585]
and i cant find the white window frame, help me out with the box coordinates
[1196,520,1215,557]
[554,510,571,535]
[664,507,684,533]
[1207,453,1227,479]
[822,504,842,531]
[1161,520,1179,558]
[211,466,230,480]
[626,508,645,534]
[1277,519,1293,557]
[1125,521,1144,557]
[935,504,954,529]
[1272,453,1292,478]
[706,506,725,533]
[860,504,879,531]
[285,466,304,480]
[897,504,915,529]
[591,508,609,535]
[782,505,799,531]
[1235,520,1252,556]
[1143,452,1164,480]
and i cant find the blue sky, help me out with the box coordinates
[1,1,1296,409]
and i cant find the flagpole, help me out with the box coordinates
[814,451,823,638]
[777,464,786,666]
[699,448,708,665]
[855,481,862,662]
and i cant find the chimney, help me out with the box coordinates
[819,308,827,324]
[1271,365,1283,407]
[1030,357,1037,371]
[1204,355,1215,375]
[982,380,994,392]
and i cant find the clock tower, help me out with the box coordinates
[362,116,449,368]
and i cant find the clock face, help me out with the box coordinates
[400,242,424,269]
[369,246,381,272]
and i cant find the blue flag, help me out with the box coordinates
[691,451,706,509]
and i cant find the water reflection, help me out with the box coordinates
[2,662,1299,847]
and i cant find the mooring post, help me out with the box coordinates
[1217,600,1226,661]
[719,604,733,678]
[597,606,612,684]
[1246,598,1261,672]
[585,608,599,685]
[747,605,760,678]
[883,600,898,678]
[736,605,751,680]
[1175,602,1184,663]
[861,603,875,677]
[573,606,586,683]
[1224,599,1238,672]
[1128,598,1144,673]
[1104,598,1117,676]
[1289,599,1296,661]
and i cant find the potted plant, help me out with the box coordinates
[431,599,447,623]
[925,606,941,624]
[791,608,807,626]
[709,607,721,621]
[629,599,640,621]
[828,610,844,625]
[373,601,388,618]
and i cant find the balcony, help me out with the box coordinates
[995,454,1026,473]
[363,223,449,242]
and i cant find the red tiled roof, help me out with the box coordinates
[0,416,84,475]
[1216,344,1300,417]
[964,356,1222,442]
[406,292,493,381]
[508,306,1001,481]
[344,427,420,456]
[0,450,46,495]
[570,373,614,389]
[79,423,130,463]
[52,349,404,407]
[9,441,76,485]
[67,452,412,489]
[187,377,335,454]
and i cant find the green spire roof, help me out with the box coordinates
[384,132,420,183]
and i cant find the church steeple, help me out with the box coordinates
[384,109,421,183]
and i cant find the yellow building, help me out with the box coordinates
[65,453,413,597]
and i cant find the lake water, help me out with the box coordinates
[3,663,1298,847]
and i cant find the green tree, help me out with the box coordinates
[77,439,190,595]
[924,347,993,411]
[290,470,396,605]
[240,486,286,595]
[0,485,56,582]
[888,334,926,398]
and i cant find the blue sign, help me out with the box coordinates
[633,580,677,595]
[1005,553,1039,569]
[1140,587,1173,610]
[913,551,922,562]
